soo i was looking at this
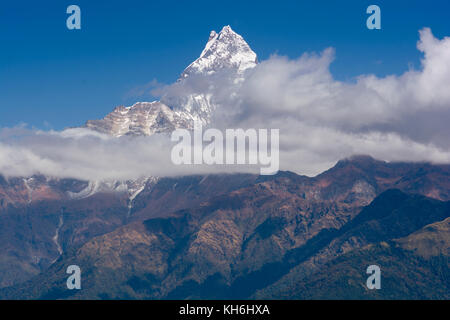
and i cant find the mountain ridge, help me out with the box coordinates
[2,188,448,299]
[1,157,449,299]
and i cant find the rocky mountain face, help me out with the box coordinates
[255,197,450,300]
[0,173,257,288]
[1,156,449,299]
[85,25,257,137]
[255,189,450,299]
[85,102,193,137]
[0,175,89,210]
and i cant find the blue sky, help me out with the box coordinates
[1,0,449,130]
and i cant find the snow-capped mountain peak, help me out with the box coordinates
[181,25,257,78]
[85,26,257,136]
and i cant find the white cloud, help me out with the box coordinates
[207,27,450,174]
[1,28,450,180]
[0,127,261,180]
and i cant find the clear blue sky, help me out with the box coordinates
[1,0,449,130]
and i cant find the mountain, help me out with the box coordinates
[85,25,257,137]
[1,25,449,300]
[1,157,449,299]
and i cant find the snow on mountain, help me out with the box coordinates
[160,25,258,124]
[180,25,257,78]
[67,176,159,211]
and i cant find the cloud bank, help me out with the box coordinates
[1,28,450,180]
